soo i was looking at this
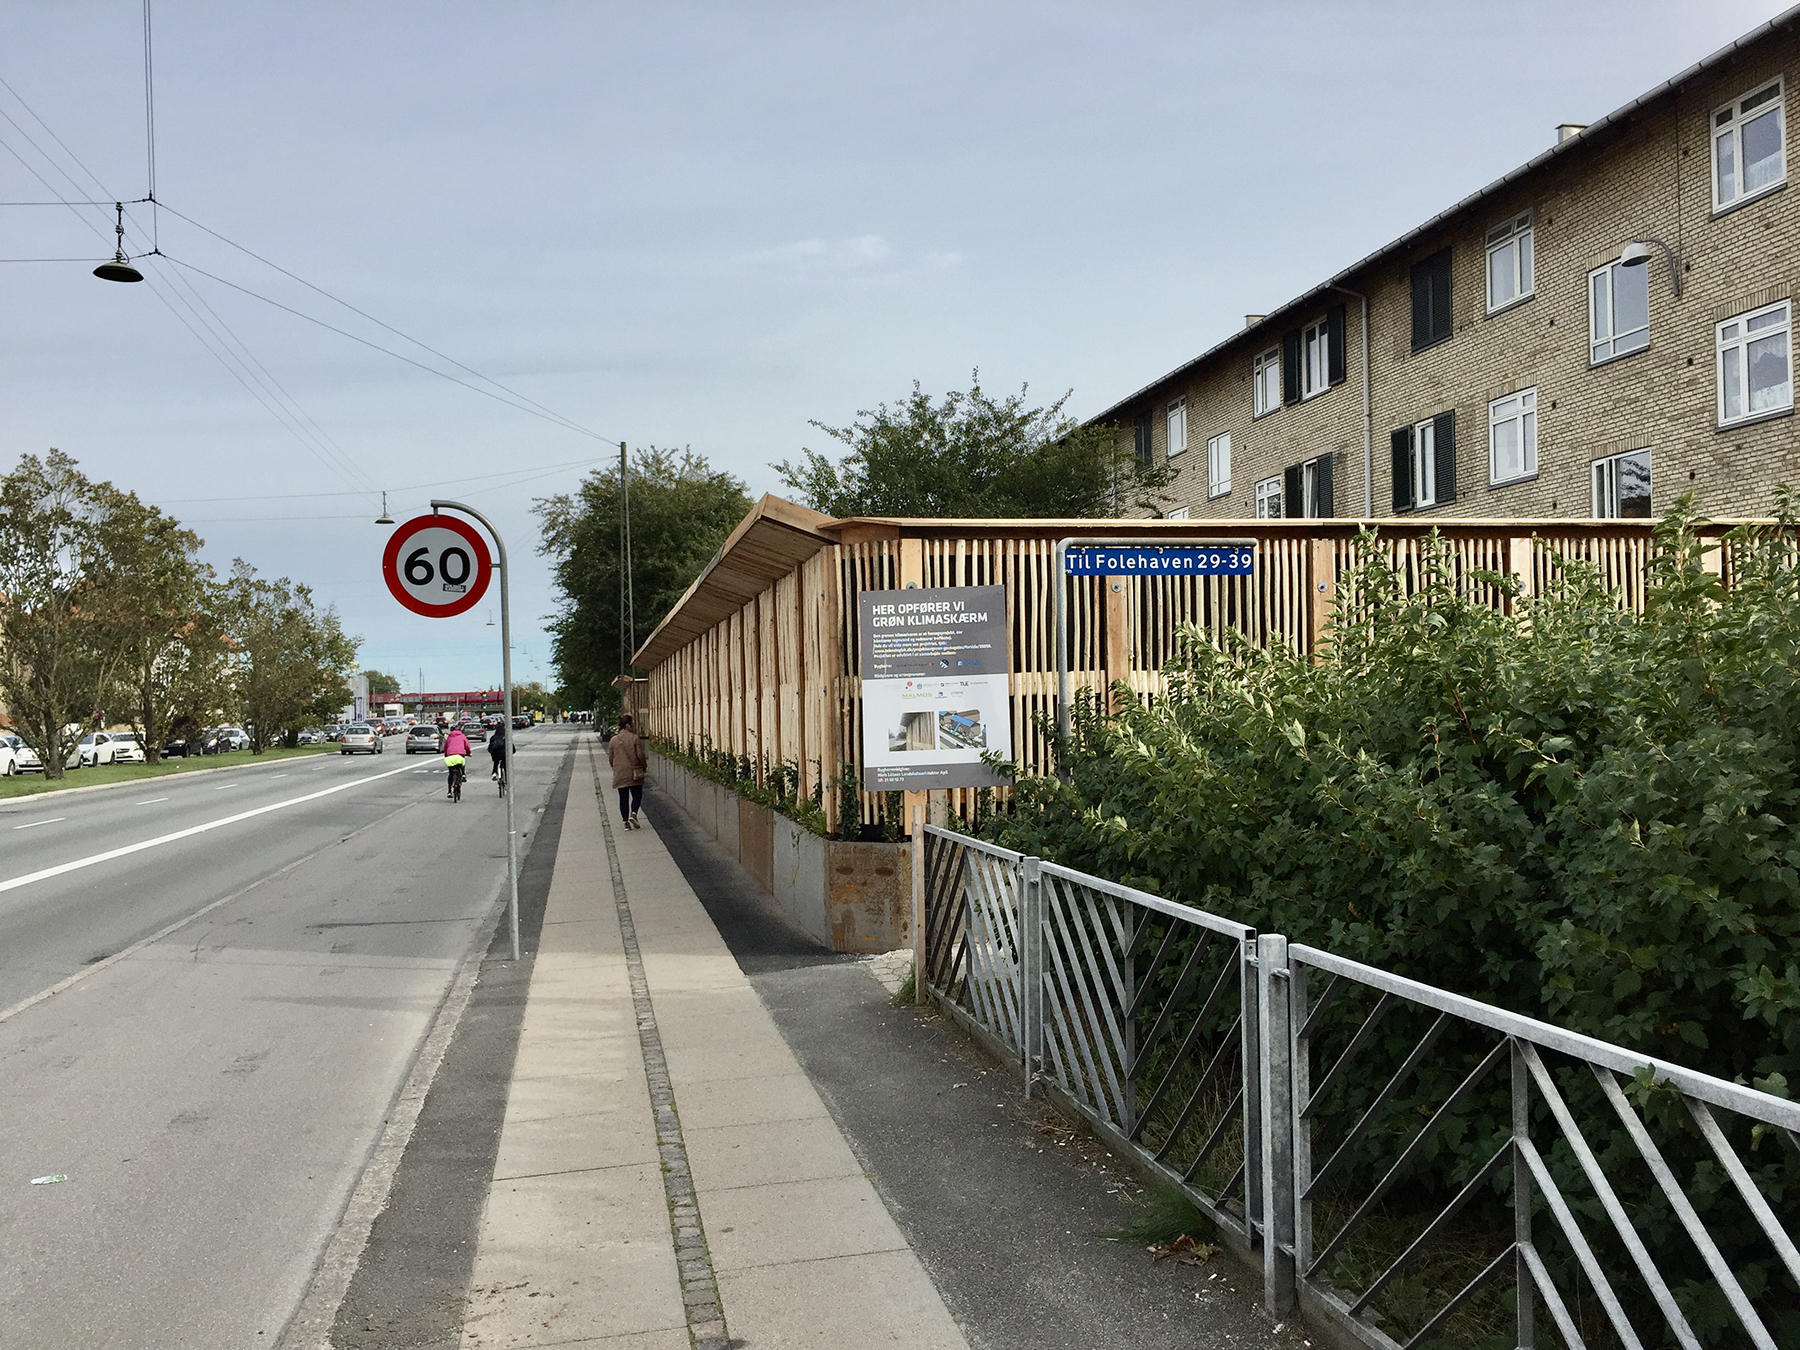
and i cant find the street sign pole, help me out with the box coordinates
[430,499,520,963]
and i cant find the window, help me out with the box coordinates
[1717,301,1792,425]
[1390,412,1456,511]
[1302,318,1330,398]
[1488,388,1537,484]
[1207,432,1231,498]
[1166,507,1191,521]
[1253,348,1281,416]
[1255,477,1282,518]
[1589,258,1650,364]
[1411,247,1453,351]
[1134,412,1153,469]
[1166,398,1188,457]
[1592,450,1651,519]
[1713,79,1786,211]
[1485,214,1533,312]
[1283,455,1333,518]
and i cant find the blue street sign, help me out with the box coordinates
[1064,545,1254,576]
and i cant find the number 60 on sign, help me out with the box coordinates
[382,513,494,618]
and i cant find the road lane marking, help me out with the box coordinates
[215,783,239,790]
[0,760,420,897]
[136,798,169,805]
[271,774,288,779]
[12,818,65,830]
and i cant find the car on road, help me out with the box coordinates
[405,724,443,754]
[340,723,383,755]
[512,714,531,729]
[457,720,489,744]
[67,731,148,769]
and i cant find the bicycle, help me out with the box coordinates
[493,757,507,796]
[447,761,465,803]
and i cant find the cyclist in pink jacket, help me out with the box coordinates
[443,726,471,799]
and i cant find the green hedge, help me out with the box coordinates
[988,508,1799,1343]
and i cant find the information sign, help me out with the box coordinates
[382,514,493,618]
[1063,544,1254,575]
[858,585,1011,791]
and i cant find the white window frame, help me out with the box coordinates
[1592,449,1652,519]
[1410,418,1437,509]
[1206,431,1231,499]
[1712,78,1786,212]
[1716,300,1793,427]
[1588,257,1650,365]
[1254,476,1282,519]
[1484,213,1533,313]
[1301,318,1329,398]
[1488,387,1537,486]
[1166,397,1188,457]
[1253,347,1281,417]
[1165,507,1191,521]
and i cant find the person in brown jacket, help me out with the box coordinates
[609,715,648,829]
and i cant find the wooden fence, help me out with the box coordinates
[634,499,1757,836]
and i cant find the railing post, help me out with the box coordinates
[1291,954,1313,1280]
[1021,856,1043,1099]
[911,807,927,1004]
[1512,1037,1535,1350]
[1240,936,1264,1245]
[1258,933,1296,1315]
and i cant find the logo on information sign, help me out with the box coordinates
[382,514,494,618]
[1064,545,1254,576]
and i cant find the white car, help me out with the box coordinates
[1,735,44,774]
[339,723,383,755]
[67,731,148,769]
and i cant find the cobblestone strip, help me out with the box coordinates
[592,747,728,1350]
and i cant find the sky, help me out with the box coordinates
[0,0,1789,692]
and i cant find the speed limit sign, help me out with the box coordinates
[382,513,493,617]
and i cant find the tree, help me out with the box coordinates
[218,561,360,752]
[0,452,124,779]
[774,373,1176,519]
[536,447,750,716]
[362,669,401,696]
[88,492,222,764]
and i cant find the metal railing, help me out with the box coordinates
[921,827,1800,1349]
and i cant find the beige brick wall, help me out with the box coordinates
[1118,26,1800,522]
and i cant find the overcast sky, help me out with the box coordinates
[0,1,1788,693]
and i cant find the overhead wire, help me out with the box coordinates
[156,452,615,504]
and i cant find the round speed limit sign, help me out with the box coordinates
[382,514,493,617]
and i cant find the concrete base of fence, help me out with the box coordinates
[647,750,910,953]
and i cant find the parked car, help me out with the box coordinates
[2,735,45,774]
[296,727,325,745]
[323,724,345,742]
[213,726,251,753]
[66,731,148,769]
[405,724,443,754]
[340,723,383,755]
[163,728,206,758]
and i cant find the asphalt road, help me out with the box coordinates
[0,726,577,1350]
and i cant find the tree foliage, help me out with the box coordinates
[774,373,1174,518]
[217,561,360,753]
[535,447,750,716]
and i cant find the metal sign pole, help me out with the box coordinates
[432,498,521,962]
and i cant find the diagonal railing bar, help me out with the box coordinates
[1348,1139,1511,1316]
[1516,1135,1647,1350]
[1518,1241,1590,1350]
[1296,971,1345,1045]
[1520,1045,1701,1349]
[1130,929,1215,1070]
[1397,1243,1519,1350]
[1042,882,1128,1121]
[1051,882,1134,1125]
[1137,954,1241,1143]
[1307,1037,1509,1276]
[1126,917,1194,1026]
[1300,991,1396,1118]
[962,850,1019,1042]
[1180,1085,1245,1186]
[1684,1097,1800,1289]
[1591,1066,1780,1350]
[1305,1013,1450,1199]
[1152,1013,1244,1163]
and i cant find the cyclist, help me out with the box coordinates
[443,724,471,800]
[488,720,507,788]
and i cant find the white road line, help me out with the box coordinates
[136,797,169,805]
[0,761,420,897]
[215,783,239,790]
[271,774,288,779]
[12,818,65,830]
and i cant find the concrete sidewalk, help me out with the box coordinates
[458,741,968,1349]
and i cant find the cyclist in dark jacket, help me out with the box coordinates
[488,723,507,780]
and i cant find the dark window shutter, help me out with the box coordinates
[1391,427,1414,512]
[1411,265,1431,351]
[1433,411,1456,504]
[1431,250,1453,344]
[1282,329,1302,405]
[1410,248,1453,351]
[1327,304,1348,385]
[1315,453,1334,518]
[1283,464,1304,517]
[1134,413,1153,470]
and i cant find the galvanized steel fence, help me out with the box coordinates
[922,826,1800,1350]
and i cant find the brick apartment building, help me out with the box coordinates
[1100,8,1800,523]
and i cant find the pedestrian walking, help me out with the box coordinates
[609,715,647,829]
